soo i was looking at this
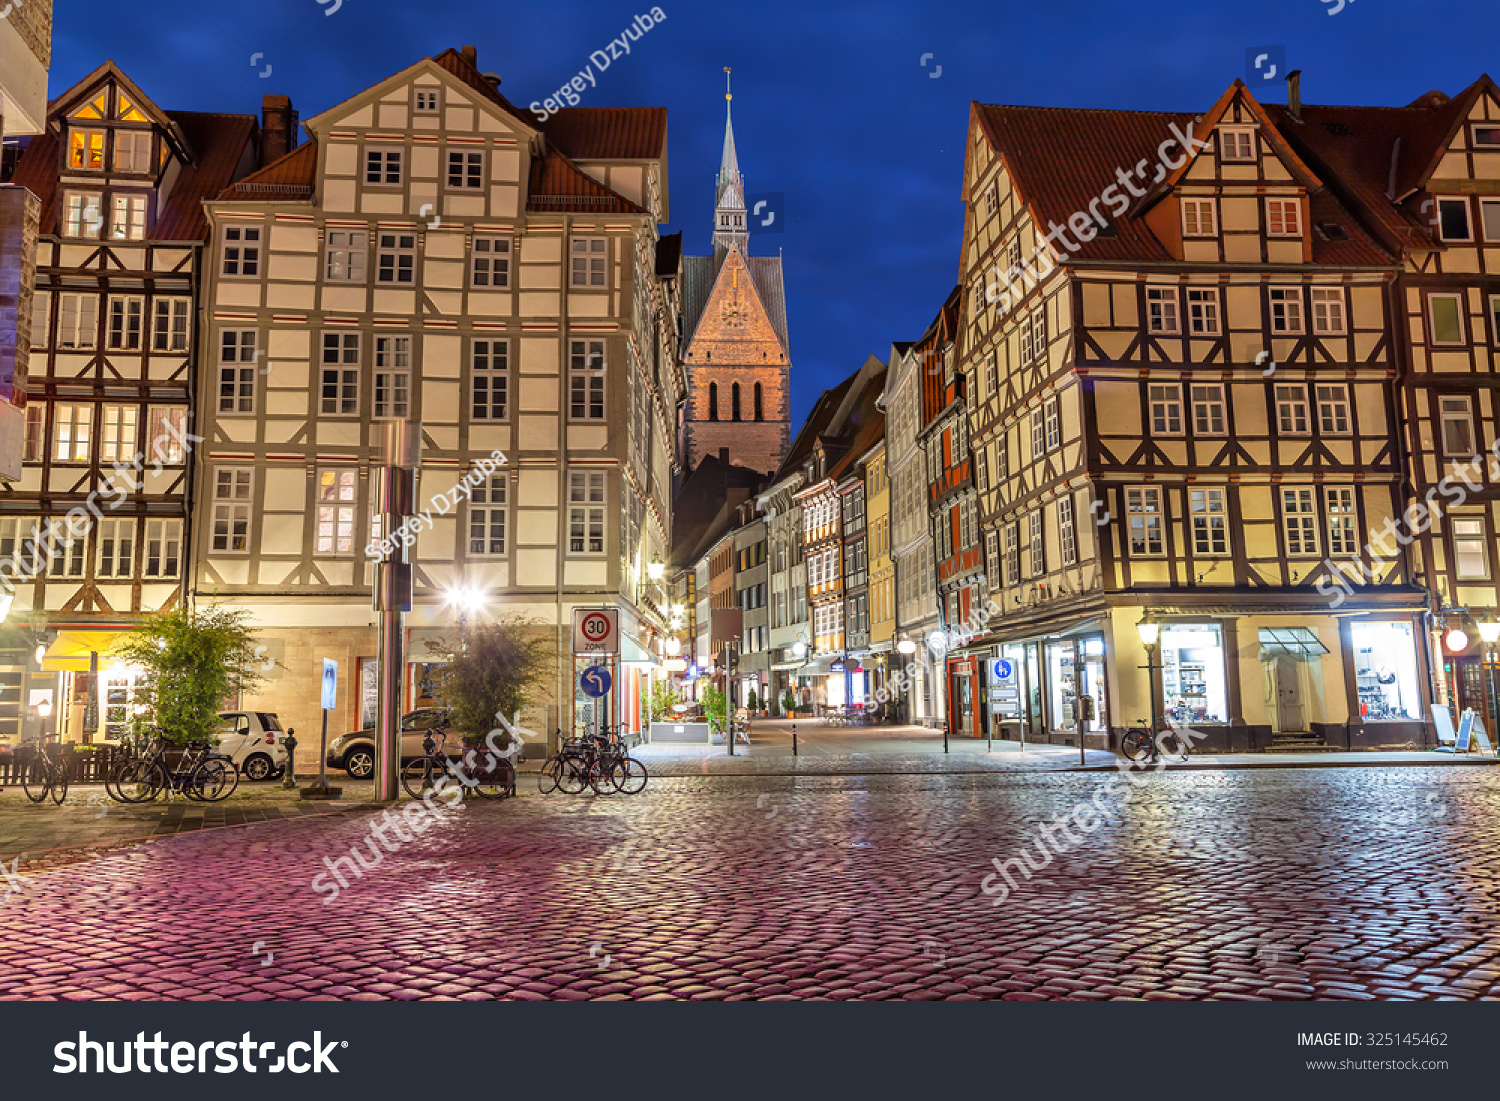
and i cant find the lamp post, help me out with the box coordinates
[1479,617,1500,754]
[790,638,807,755]
[1136,616,1162,748]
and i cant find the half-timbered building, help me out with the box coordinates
[192,46,682,748]
[962,81,1425,752]
[2,65,267,746]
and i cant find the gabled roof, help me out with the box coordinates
[537,107,668,161]
[216,140,315,201]
[528,147,648,214]
[46,61,194,164]
[682,250,791,353]
[772,373,858,484]
[670,452,766,568]
[428,48,538,133]
[12,102,257,240]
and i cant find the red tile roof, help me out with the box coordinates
[528,148,647,214]
[538,108,667,160]
[216,141,316,201]
[11,109,257,240]
[430,47,538,132]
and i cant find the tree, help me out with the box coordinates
[110,604,264,746]
[435,618,555,745]
[747,687,760,713]
[699,682,728,738]
[781,689,797,715]
[647,679,679,722]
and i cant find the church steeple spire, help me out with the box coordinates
[712,67,748,259]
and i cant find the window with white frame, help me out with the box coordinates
[1031,306,1047,360]
[320,332,361,416]
[446,149,483,189]
[1043,397,1060,450]
[1146,287,1179,334]
[1437,197,1471,242]
[984,351,998,399]
[30,292,49,349]
[106,296,143,350]
[1190,384,1226,435]
[151,298,189,352]
[1326,487,1358,557]
[1281,488,1318,556]
[218,330,257,414]
[1019,314,1034,364]
[471,339,508,420]
[1428,294,1465,345]
[110,194,148,240]
[376,232,416,284]
[465,473,507,556]
[1030,407,1045,458]
[53,403,91,462]
[23,405,43,463]
[568,470,607,554]
[1491,295,1500,347]
[49,524,85,578]
[143,518,182,578]
[1126,487,1164,556]
[63,191,102,238]
[147,406,187,464]
[1453,516,1489,579]
[569,339,605,419]
[1219,128,1256,161]
[1310,287,1346,335]
[221,225,261,277]
[985,530,1000,582]
[211,468,253,552]
[364,147,403,185]
[1149,384,1183,434]
[1315,384,1351,435]
[414,89,439,113]
[1181,198,1217,236]
[570,237,607,287]
[1028,512,1044,577]
[0,518,42,576]
[975,443,988,492]
[96,518,134,578]
[995,433,1008,481]
[1189,488,1228,556]
[1439,395,1475,455]
[1059,497,1077,566]
[114,130,151,173]
[1266,198,1302,237]
[1003,522,1020,584]
[1276,384,1309,435]
[325,231,367,282]
[1186,288,1220,335]
[374,336,411,418]
[100,405,137,463]
[1481,199,1500,242]
[472,237,510,288]
[316,469,357,555]
[1270,288,1304,333]
[68,128,105,170]
[57,293,97,349]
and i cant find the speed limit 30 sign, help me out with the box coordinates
[571,607,619,654]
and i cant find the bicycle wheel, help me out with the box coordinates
[49,764,68,805]
[471,757,515,800]
[111,759,163,803]
[586,759,614,795]
[1155,730,1189,764]
[1121,729,1152,763]
[557,754,590,796]
[614,757,648,795]
[21,758,50,803]
[190,758,238,802]
[537,756,563,794]
[401,757,444,799]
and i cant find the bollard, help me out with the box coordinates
[792,722,798,757]
[281,728,297,789]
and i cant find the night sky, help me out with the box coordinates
[48,0,1500,423]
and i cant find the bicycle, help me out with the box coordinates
[539,728,648,795]
[1120,718,1190,764]
[108,737,239,802]
[21,735,68,805]
[401,729,514,801]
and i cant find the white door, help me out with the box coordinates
[1275,657,1305,731]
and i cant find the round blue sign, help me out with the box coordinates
[992,658,1014,680]
[580,666,612,698]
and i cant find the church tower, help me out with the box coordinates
[680,71,791,476]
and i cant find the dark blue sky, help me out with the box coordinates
[50,0,1500,423]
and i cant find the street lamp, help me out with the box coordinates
[647,557,666,581]
[1136,615,1161,741]
[665,636,682,657]
[445,586,486,647]
[1479,617,1500,750]
[790,640,806,658]
[896,635,917,655]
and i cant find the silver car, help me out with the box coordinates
[215,711,289,782]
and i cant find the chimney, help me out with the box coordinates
[461,44,478,68]
[1285,69,1303,122]
[260,94,297,165]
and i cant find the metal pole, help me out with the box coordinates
[1147,643,1159,742]
[1488,644,1499,757]
[318,708,329,788]
[1076,640,1086,767]
[373,422,418,803]
[942,661,950,754]
[725,642,735,756]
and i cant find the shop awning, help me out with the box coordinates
[621,634,658,666]
[41,630,128,672]
[770,660,803,671]
[798,656,837,677]
[1258,627,1330,659]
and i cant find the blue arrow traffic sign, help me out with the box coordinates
[580,666,613,698]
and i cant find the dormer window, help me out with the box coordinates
[69,128,105,171]
[1181,198,1217,237]
[116,94,148,123]
[1219,128,1256,162]
[114,131,152,174]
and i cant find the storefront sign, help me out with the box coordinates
[321,659,338,711]
[830,662,846,673]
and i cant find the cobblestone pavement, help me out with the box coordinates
[1,764,1498,1001]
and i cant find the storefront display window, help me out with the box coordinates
[102,666,145,742]
[1351,622,1419,721]
[1079,636,1107,732]
[1160,625,1227,724]
[1046,642,1076,731]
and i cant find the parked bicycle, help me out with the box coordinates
[21,734,68,805]
[1120,718,1190,765]
[538,727,647,795]
[107,737,239,803]
[401,728,514,800]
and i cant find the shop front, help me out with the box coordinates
[945,654,981,740]
[1349,618,1426,747]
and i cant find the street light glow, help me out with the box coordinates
[896,636,917,655]
[927,630,947,653]
[445,586,486,612]
[1479,619,1500,645]
[1136,619,1160,647]
[790,640,806,658]
[647,557,666,580]
[1445,628,1470,653]
[665,636,682,656]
